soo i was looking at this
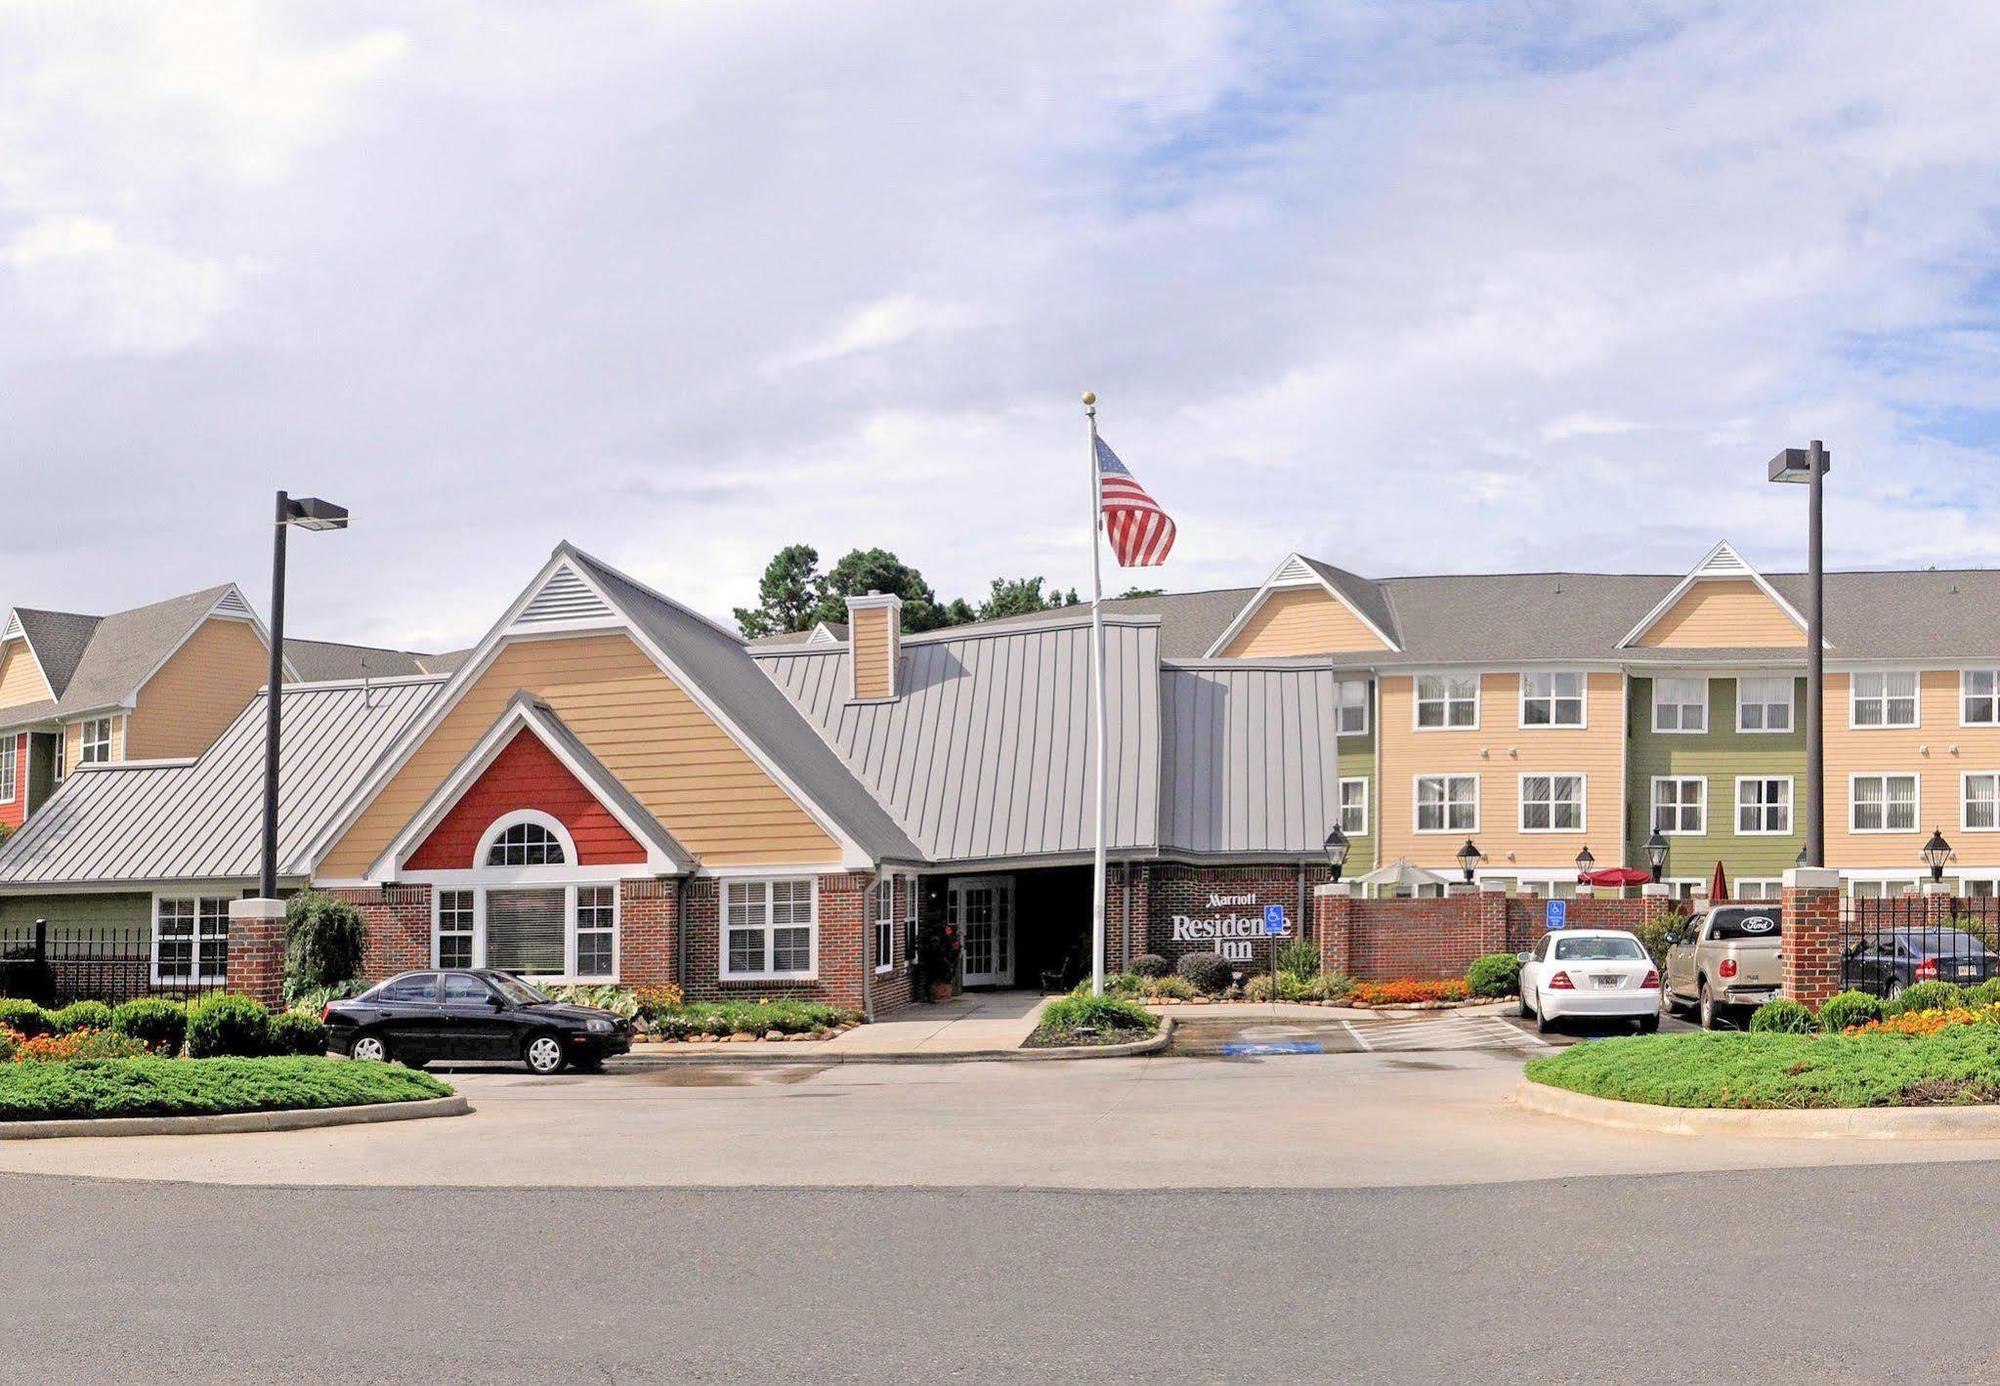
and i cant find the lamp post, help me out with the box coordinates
[1574,845,1595,879]
[259,491,349,899]
[1643,829,1670,884]
[1921,828,1954,885]
[1323,825,1350,883]
[1456,838,1483,884]
[1769,441,1829,867]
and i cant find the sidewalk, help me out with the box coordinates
[615,990,1056,1064]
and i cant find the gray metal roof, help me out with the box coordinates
[930,587,1256,661]
[1158,664,1346,856]
[754,614,1161,863]
[565,547,925,863]
[0,678,444,888]
[284,638,435,682]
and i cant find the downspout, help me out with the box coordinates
[674,875,688,994]
[1121,863,1133,972]
[1297,861,1307,951]
[861,876,875,1024]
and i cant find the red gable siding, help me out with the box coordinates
[405,730,647,871]
[0,734,23,832]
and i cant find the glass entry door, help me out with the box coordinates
[951,876,1014,987]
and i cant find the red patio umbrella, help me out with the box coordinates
[1709,860,1728,902]
[1578,867,1652,888]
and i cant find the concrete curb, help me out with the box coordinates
[611,1018,1175,1067]
[1514,1079,2000,1140]
[0,1095,471,1141]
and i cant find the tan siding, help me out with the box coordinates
[124,617,270,760]
[64,714,126,769]
[321,633,839,877]
[850,607,895,700]
[1634,579,1803,648]
[0,641,51,709]
[1823,670,2000,868]
[1376,672,1626,870]
[1222,587,1390,657]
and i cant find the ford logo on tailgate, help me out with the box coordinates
[1740,915,1776,933]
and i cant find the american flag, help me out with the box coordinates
[1095,435,1176,567]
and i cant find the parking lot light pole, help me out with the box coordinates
[259,492,350,899]
[1769,442,1829,867]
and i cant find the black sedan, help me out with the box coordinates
[1841,928,1997,999]
[325,969,633,1074]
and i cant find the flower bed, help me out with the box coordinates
[1347,979,1472,1008]
[0,1055,451,1122]
[1025,995,1159,1048]
[639,1000,861,1044]
[1524,1028,2000,1109]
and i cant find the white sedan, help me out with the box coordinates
[1517,929,1661,1035]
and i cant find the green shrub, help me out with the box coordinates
[1130,953,1170,978]
[1892,980,1966,1015]
[269,1011,331,1056]
[1633,908,1689,968]
[646,1000,857,1038]
[1176,952,1234,994]
[541,985,642,1020]
[1029,993,1157,1046]
[1748,997,1817,1034]
[0,1056,450,1121]
[111,998,188,1054]
[48,1000,114,1034]
[1465,952,1523,998]
[1963,979,2000,1009]
[1244,969,1342,1003]
[186,995,273,1058]
[1817,990,1886,1033]
[1145,973,1198,1000]
[285,979,368,1016]
[0,999,50,1038]
[282,891,368,1004]
[1275,939,1320,977]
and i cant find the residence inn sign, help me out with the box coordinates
[1171,891,1293,961]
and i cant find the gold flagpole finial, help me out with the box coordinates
[1081,391,1096,407]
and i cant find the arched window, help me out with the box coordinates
[485,819,568,867]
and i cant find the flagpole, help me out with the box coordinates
[1084,390,1107,998]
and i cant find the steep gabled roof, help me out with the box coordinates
[1617,541,1812,649]
[9,608,100,697]
[283,638,437,682]
[1203,552,1403,657]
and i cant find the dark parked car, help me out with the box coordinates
[1841,928,1997,999]
[325,970,632,1074]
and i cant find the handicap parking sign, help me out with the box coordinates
[1263,903,1287,936]
[1545,898,1567,931]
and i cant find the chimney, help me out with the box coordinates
[845,591,903,702]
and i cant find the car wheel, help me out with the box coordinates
[523,1032,567,1075]
[1699,981,1718,1031]
[1534,991,1555,1035]
[1637,1014,1660,1034]
[349,1032,390,1064]
[1661,984,1683,1018]
[1517,987,1533,1019]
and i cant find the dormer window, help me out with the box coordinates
[80,717,113,764]
[485,819,568,867]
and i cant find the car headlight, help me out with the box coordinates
[586,1018,613,1034]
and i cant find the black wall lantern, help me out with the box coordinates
[1455,838,1483,883]
[1574,845,1596,877]
[1323,825,1350,883]
[1642,829,1669,884]
[1921,827,1954,884]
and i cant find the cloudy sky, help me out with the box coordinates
[5,1,2000,652]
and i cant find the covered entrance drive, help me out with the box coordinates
[950,876,1015,988]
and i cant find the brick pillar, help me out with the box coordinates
[619,878,679,987]
[1640,882,1674,926]
[1922,883,1956,928]
[1316,882,1354,975]
[1781,867,1843,1007]
[1475,879,1508,955]
[226,898,286,1008]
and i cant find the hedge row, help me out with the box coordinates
[0,996,328,1059]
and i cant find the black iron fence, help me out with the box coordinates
[1838,895,2000,999]
[0,922,229,1007]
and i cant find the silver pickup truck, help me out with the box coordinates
[1662,904,1784,1030]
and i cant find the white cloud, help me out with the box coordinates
[3,215,241,354]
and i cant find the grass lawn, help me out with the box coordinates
[0,1056,452,1122]
[1025,994,1160,1049]
[1524,1028,2000,1109]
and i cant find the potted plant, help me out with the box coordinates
[916,920,960,1003]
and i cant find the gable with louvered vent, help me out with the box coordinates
[1621,540,1811,648]
[513,565,615,626]
[1270,554,1318,585]
[211,588,255,620]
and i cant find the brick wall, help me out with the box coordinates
[1316,890,1670,981]
[1782,873,1842,1007]
[679,870,904,1014]
[1505,896,1658,953]
[338,884,435,981]
[1144,863,1325,970]
[619,878,677,987]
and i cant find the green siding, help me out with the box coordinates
[0,892,152,940]
[1340,725,1377,874]
[1626,676,1805,884]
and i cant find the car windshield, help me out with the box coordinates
[1553,936,1646,961]
[488,974,548,1006]
[1707,907,1782,940]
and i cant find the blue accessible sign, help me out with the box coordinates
[1263,904,1287,936]
[1545,898,1568,931]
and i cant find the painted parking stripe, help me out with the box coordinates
[1341,1019,1373,1052]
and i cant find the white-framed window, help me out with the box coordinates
[1335,679,1369,736]
[1736,777,1792,835]
[1414,674,1479,730]
[1518,773,1585,832]
[1736,879,1781,901]
[1339,777,1369,835]
[1414,774,1478,833]
[723,877,817,980]
[79,716,113,764]
[1965,773,2000,831]
[0,735,15,804]
[1851,773,1919,833]
[1736,676,1794,733]
[1851,671,1919,728]
[1652,678,1707,733]
[575,885,616,978]
[1652,776,1706,835]
[153,894,230,985]
[1965,671,2000,726]
[436,889,476,969]
[484,818,568,867]
[874,877,895,974]
[53,730,65,784]
[1519,672,1586,728]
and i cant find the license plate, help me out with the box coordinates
[1592,974,1621,988]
